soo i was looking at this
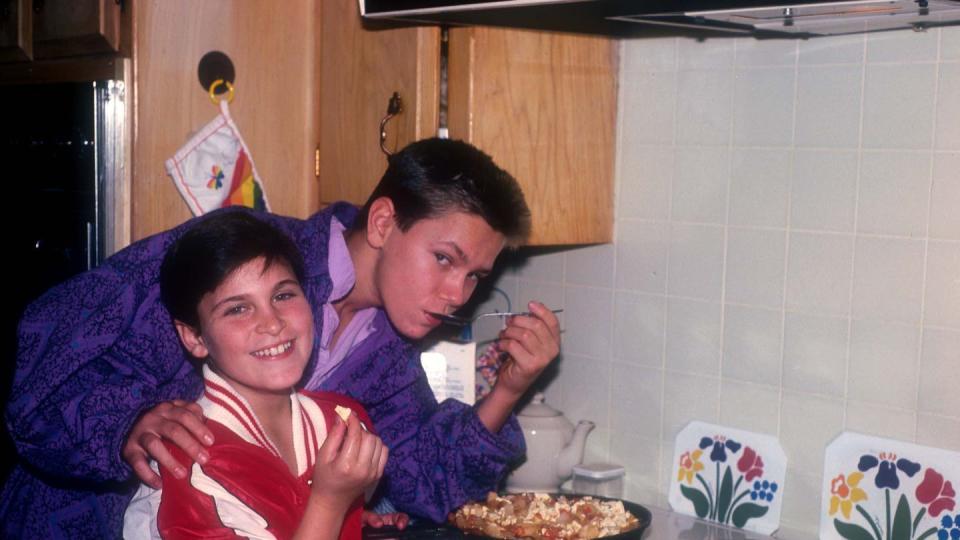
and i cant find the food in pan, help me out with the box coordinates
[450,492,640,539]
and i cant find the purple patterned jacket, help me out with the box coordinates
[0,203,524,539]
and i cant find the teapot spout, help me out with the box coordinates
[556,420,595,481]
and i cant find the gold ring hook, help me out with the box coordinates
[208,79,235,105]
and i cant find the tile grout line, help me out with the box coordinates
[911,26,944,442]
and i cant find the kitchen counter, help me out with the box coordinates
[362,505,817,540]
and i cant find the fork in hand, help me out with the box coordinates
[428,309,563,326]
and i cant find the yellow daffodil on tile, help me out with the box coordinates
[677,449,705,484]
[829,472,868,519]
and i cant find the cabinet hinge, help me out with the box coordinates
[314,145,320,179]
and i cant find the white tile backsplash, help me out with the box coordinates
[861,63,937,149]
[865,26,940,62]
[620,72,677,145]
[676,70,734,145]
[609,362,663,440]
[779,471,823,535]
[851,236,925,324]
[615,220,669,293]
[917,327,960,417]
[847,320,920,409]
[621,37,676,73]
[559,353,611,428]
[856,151,932,237]
[798,33,865,65]
[515,250,565,282]
[613,292,665,367]
[782,312,849,398]
[795,65,863,148]
[565,244,615,288]
[562,285,613,359]
[923,240,960,329]
[677,37,734,69]
[725,227,786,308]
[722,304,783,386]
[943,25,960,61]
[718,379,781,434]
[729,148,791,228]
[917,413,960,452]
[666,223,725,301]
[844,401,917,441]
[790,150,858,232]
[660,371,720,439]
[617,145,673,220]
[665,297,721,376]
[733,66,797,147]
[935,64,960,150]
[490,31,960,511]
[670,146,729,223]
[930,153,960,240]
[785,232,854,316]
[735,37,798,67]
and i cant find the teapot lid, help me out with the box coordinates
[518,392,561,418]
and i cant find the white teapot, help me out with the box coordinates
[505,393,595,492]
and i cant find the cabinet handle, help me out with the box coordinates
[379,92,403,156]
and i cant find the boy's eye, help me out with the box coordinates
[224,304,247,316]
[274,291,297,302]
[435,253,451,265]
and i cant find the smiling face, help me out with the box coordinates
[370,205,507,340]
[174,257,314,399]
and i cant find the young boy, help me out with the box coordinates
[122,213,390,539]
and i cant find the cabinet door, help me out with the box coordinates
[447,27,616,246]
[33,0,124,59]
[132,0,318,240]
[317,1,439,206]
[0,0,31,62]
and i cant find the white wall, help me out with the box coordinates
[484,25,960,535]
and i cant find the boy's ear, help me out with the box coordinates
[174,320,209,359]
[366,196,397,249]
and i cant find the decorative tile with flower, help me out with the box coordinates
[820,432,959,540]
[669,422,787,536]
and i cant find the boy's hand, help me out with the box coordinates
[361,510,410,530]
[310,412,388,511]
[494,301,561,398]
[122,400,214,488]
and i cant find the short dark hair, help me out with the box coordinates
[160,211,306,329]
[356,138,531,246]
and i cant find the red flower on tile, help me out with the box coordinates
[737,446,764,482]
[915,467,957,517]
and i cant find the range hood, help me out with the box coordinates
[359,0,960,38]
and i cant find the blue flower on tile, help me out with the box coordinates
[699,435,742,463]
[938,514,960,540]
[858,453,921,490]
[750,480,778,503]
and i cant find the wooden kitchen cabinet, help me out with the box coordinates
[0,0,31,62]
[447,27,616,245]
[317,2,439,207]
[32,0,128,59]
[317,9,616,245]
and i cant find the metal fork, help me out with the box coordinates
[428,308,563,326]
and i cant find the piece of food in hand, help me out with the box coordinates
[450,492,640,539]
[334,405,352,421]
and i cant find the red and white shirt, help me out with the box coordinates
[123,366,372,539]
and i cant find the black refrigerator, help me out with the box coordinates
[1,81,108,483]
